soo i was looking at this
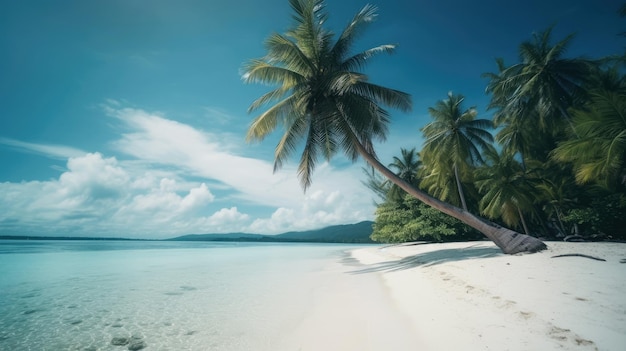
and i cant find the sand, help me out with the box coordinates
[349,241,626,351]
[276,251,427,350]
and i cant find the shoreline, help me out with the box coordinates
[351,241,626,351]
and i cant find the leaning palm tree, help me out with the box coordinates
[242,0,546,254]
[421,92,493,211]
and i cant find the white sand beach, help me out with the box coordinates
[348,241,626,351]
[280,241,625,351]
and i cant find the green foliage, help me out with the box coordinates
[552,90,626,190]
[387,148,422,201]
[562,194,626,240]
[475,147,537,233]
[369,21,625,242]
[420,92,493,210]
[484,27,594,169]
[371,195,482,243]
[485,27,593,132]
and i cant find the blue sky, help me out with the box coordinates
[0,0,623,238]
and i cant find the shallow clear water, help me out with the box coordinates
[0,240,366,350]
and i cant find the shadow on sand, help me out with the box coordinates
[350,244,503,274]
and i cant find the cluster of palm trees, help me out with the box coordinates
[370,25,626,243]
[243,0,625,253]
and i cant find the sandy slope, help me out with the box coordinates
[353,241,626,351]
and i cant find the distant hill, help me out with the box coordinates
[1,221,376,243]
[168,221,375,243]
[274,221,375,243]
[168,232,263,241]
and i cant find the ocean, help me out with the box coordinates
[0,240,372,350]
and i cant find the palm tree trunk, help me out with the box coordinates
[354,142,547,254]
[453,164,468,211]
[517,206,530,235]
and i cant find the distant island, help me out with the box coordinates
[0,221,375,244]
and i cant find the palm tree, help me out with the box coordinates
[421,92,493,211]
[485,27,592,133]
[475,147,537,235]
[483,58,546,165]
[494,117,534,168]
[242,0,546,254]
[387,148,421,201]
[535,176,579,236]
[389,148,421,185]
[419,159,463,206]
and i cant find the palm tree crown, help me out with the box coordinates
[242,0,411,190]
[387,148,422,201]
[389,148,421,186]
[485,27,592,131]
[421,92,493,210]
[422,92,493,167]
[552,90,626,189]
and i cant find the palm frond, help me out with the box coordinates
[246,95,298,142]
[242,60,303,88]
[247,86,292,113]
[297,124,320,190]
[264,33,317,75]
[274,111,309,172]
[341,44,396,71]
[349,81,412,112]
[331,3,378,60]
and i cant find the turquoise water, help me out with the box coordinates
[0,240,368,350]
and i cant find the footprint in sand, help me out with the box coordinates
[519,311,535,320]
[548,325,596,348]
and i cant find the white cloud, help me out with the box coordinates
[58,153,130,201]
[180,183,214,211]
[0,105,378,237]
[208,207,249,223]
[0,153,224,238]
[248,183,371,234]
[107,107,315,208]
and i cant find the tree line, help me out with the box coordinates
[243,0,625,253]
[367,14,626,243]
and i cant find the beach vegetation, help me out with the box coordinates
[372,195,482,243]
[371,5,626,242]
